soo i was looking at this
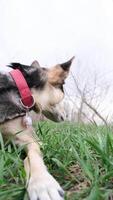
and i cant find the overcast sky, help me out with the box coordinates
[0,0,113,96]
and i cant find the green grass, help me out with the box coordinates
[0,121,113,200]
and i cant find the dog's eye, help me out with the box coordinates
[58,84,64,92]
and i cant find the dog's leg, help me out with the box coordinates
[1,118,64,200]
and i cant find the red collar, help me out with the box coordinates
[10,69,35,109]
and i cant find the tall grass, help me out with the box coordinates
[0,122,113,199]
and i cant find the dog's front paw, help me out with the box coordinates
[27,171,64,200]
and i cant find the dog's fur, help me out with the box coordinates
[0,57,74,200]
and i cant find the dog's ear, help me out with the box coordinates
[47,56,75,85]
[60,56,75,71]
[31,60,40,68]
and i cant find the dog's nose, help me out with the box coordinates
[60,115,65,121]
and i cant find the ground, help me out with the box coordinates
[0,121,113,200]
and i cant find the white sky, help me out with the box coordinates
[0,0,113,96]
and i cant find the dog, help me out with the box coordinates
[0,57,74,200]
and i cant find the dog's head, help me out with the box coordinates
[9,57,74,122]
[31,57,74,121]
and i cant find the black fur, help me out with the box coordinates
[0,73,16,91]
[0,89,26,123]
[9,63,47,89]
[60,58,73,71]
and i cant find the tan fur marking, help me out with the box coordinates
[47,65,69,85]
[32,83,64,111]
